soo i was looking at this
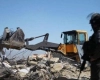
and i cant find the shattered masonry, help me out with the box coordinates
[0,53,90,80]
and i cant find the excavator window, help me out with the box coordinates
[62,30,87,45]
[78,33,86,45]
[63,33,78,44]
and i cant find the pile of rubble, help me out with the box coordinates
[0,53,90,80]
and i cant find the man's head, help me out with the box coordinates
[89,13,100,32]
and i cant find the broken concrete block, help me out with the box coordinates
[2,61,11,68]
[50,58,59,63]
[17,72,27,78]
[51,63,63,72]
[28,61,38,65]
[37,63,46,68]
[28,55,37,61]
[12,65,26,69]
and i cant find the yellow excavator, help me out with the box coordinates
[0,27,88,63]
[58,30,88,62]
[25,30,88,62]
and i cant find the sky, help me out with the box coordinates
[0,0,100,59]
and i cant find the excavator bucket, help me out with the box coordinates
[0,27,25,50]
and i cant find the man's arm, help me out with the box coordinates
[82,41,90,61]
[78,41,90,79]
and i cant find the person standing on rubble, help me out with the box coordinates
[82,13,100,80]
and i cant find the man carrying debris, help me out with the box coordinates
[82,13,100,80]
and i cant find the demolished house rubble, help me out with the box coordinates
[0,27,90,80]
[0,52,90,80]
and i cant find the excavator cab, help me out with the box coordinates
[58,30,88,61]
[62,30,88,45]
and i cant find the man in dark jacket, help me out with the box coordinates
[82,13,100,80]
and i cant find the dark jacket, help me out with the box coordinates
[82,31,100,61]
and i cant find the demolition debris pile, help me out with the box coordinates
[0,53,90,80]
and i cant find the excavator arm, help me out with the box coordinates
[24,33,59,51]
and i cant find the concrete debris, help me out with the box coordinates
[50,63,63,72]
[49,58,59,63]
[0,53,90,80]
